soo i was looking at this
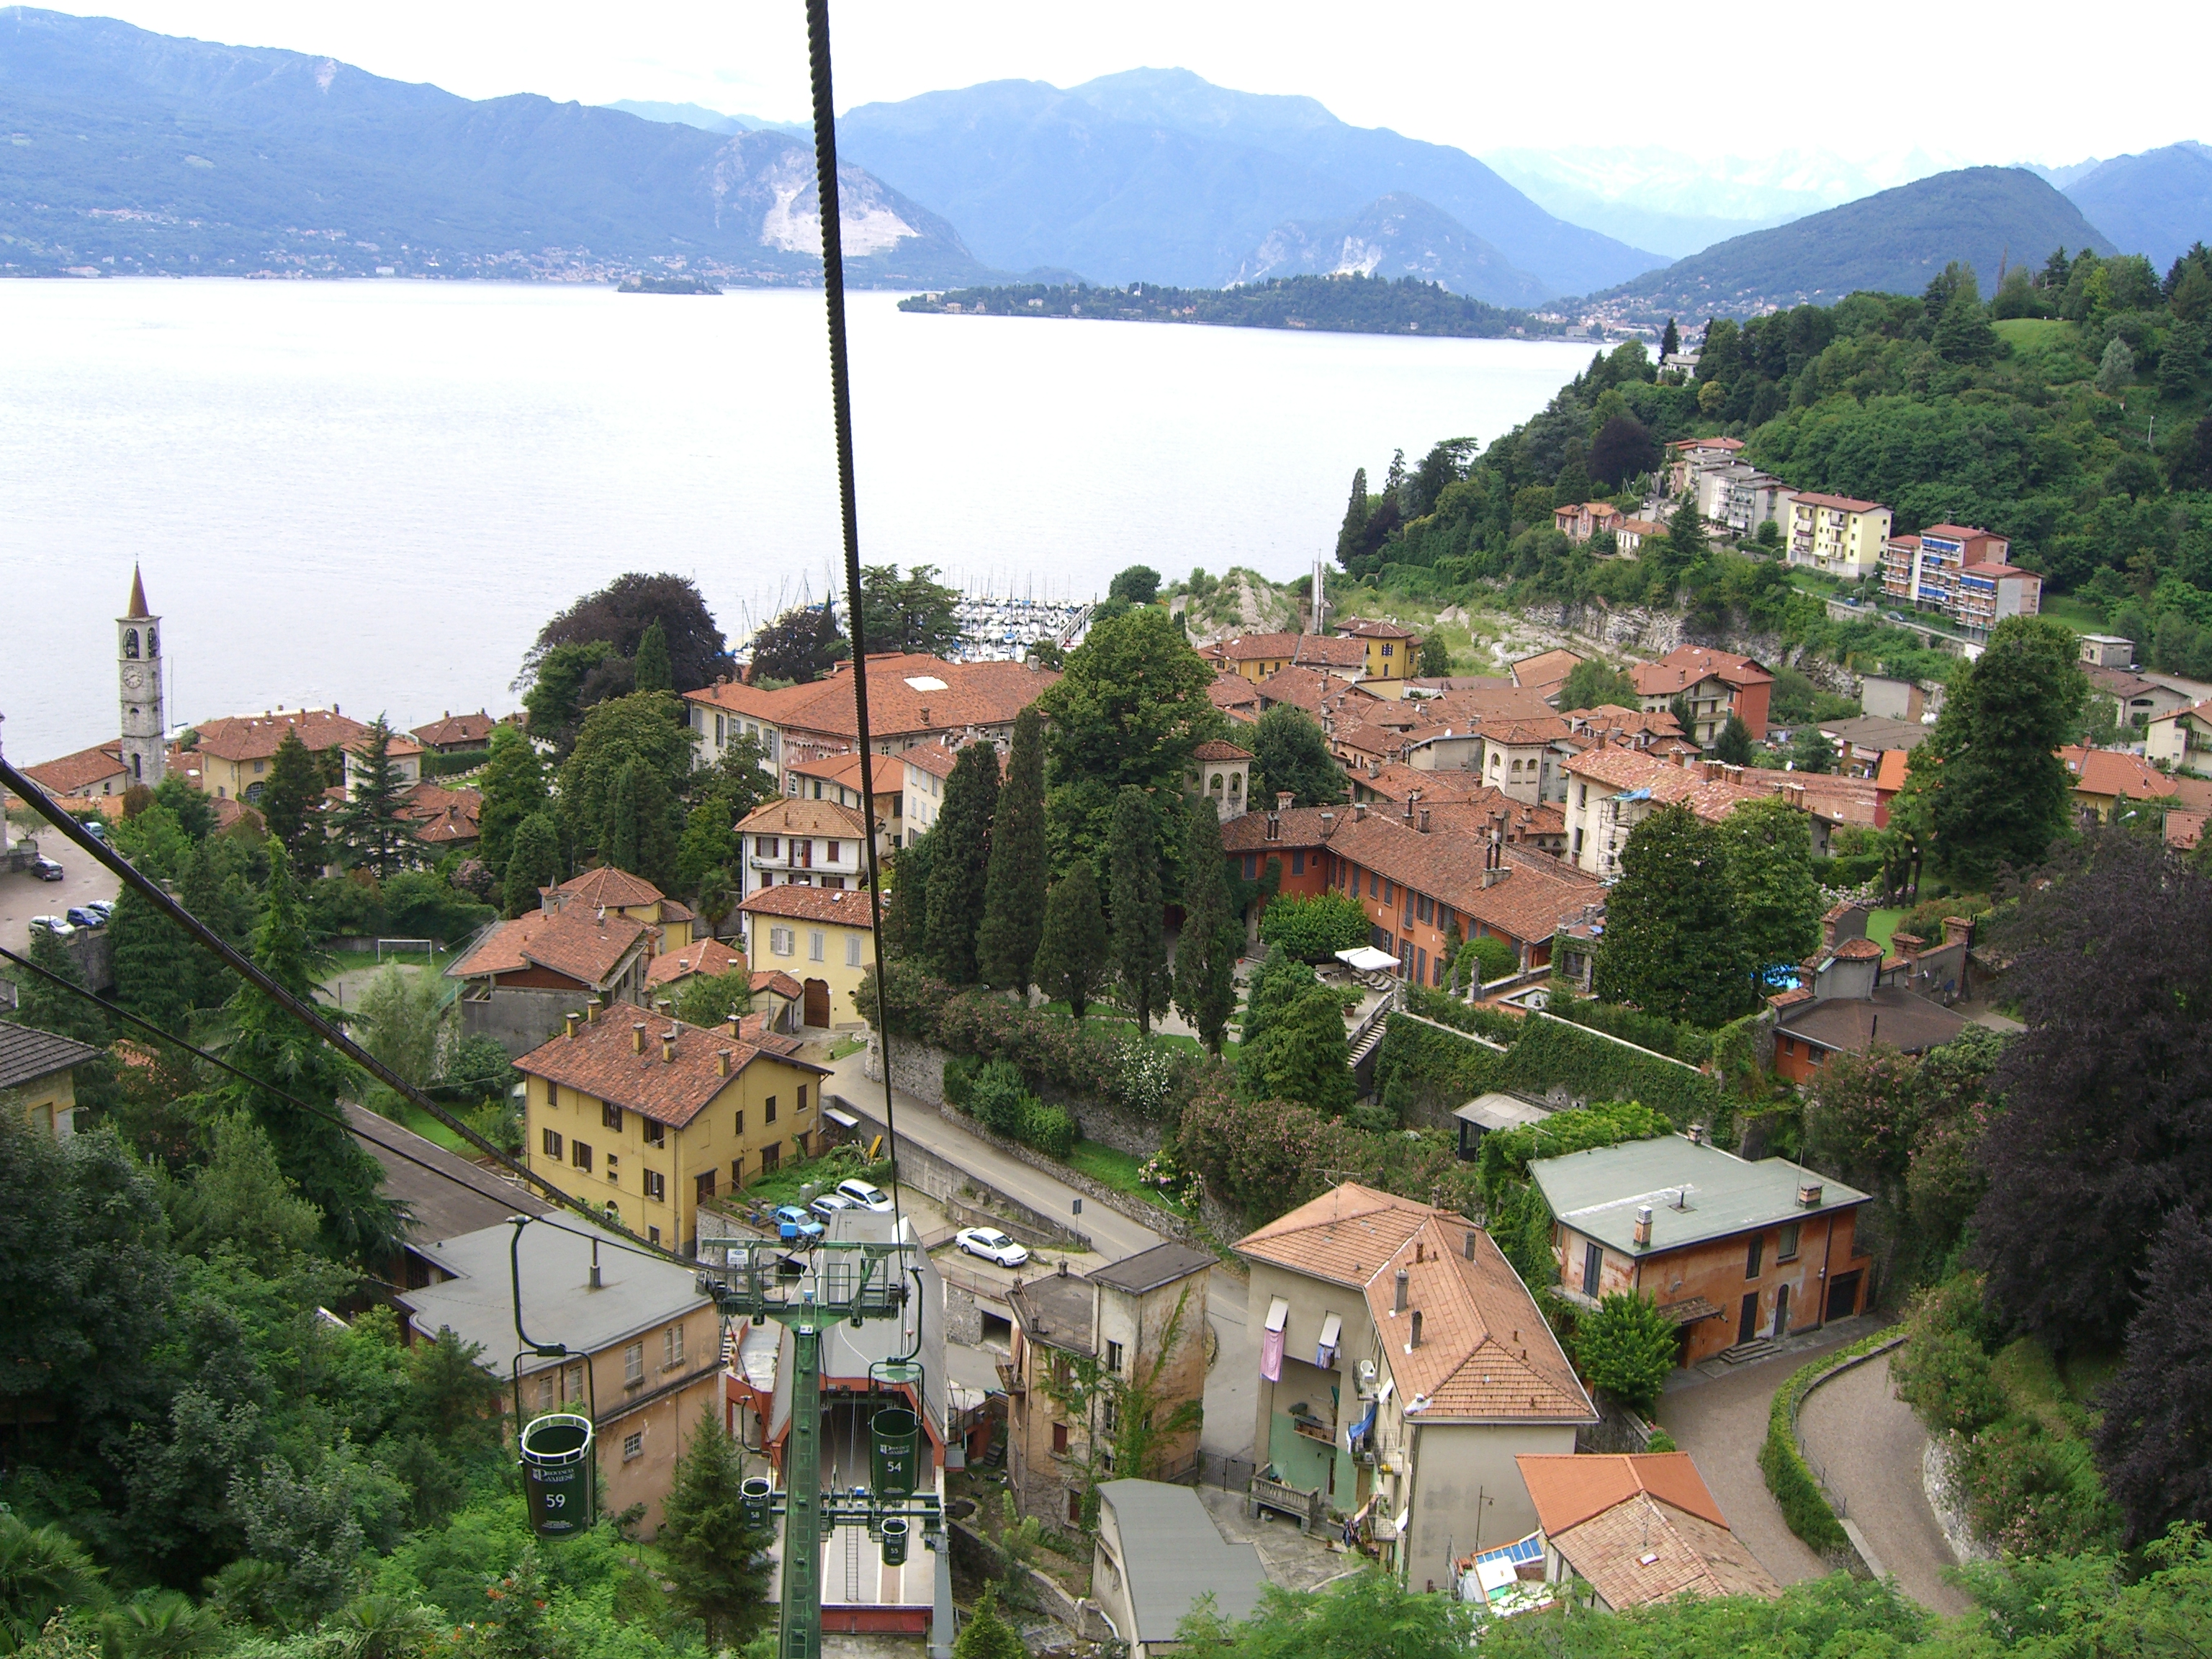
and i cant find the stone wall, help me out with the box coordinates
[827,1092,1090,1254]
[462,986,592,1058]
[864,1031,1167,1159]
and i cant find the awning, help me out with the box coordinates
[823,1106,859,1128]
[1261,1296,1289,1383]
[1316,1311,1342,1371]
[1335,945,1401,973]
[1657,1295,1725,1326]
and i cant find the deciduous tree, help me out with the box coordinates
[557,692,691,880]
[1250,704,1346,807]
[1719,795,1822,977]
[1557,657,1637,712]
[474,724,546,885]
[523,572,731,695]
[1575,1292,1678,1413]
[748,603,845,686]
[2095,1206,2212,1543]
[1592,804,1751,1028]
[977,709,1048,994]
[1107,565,1161,607]
[1417,635,1451,677]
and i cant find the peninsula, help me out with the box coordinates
[898,274,1577,339]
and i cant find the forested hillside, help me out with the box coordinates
[1337,245,2212,675]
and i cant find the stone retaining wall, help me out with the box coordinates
[827,1093,1090,1254]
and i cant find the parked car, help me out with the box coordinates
[66,907,104,929]
[81,820,107,842]
[772,1204,824,1242]
[955,1227,1030,1269]
[83,900,114,923]
[31,858,64,881]
[806,1192,853,1223]
[836,1178,894,1213]
[29,915,74,938]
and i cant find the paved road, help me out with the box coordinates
[1655,1333,1863,1587]
[1798,1353,1968,1615]
[827,1051,1256,1464]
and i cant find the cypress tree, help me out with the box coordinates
[503,811,562,917]
[1033,861,1107,1018]
[475,722,546,883]
[632,619,674,694]
[261,727,327,871]
[1107,786,1166,1035]
[883,828,935,961]
[977,709,1049,994]
[1332,467,1370,569]
[925,745,1000,984]
[1660,318,1681,358]
[1173,799,1238,1053]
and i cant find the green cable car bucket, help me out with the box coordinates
[879,1516,909,1567]
[520,1413,595,1537]
[869,1406,921,1498]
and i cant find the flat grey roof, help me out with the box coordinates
[343,1100,549,1247]
[397,1215,707,1375]
[1099,1480,1269,1641]
[1454,1091,1552,1133]
[1531,1137,1869,1256]
[1088,1241,1214,1298]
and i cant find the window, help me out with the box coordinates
[1582,1241,1603,1296]
[541,1128,562,1159]
[1367,870,1379,898]
[1383,881,1395,905]
[733,1109,745,1135]
[765,1095,778,1125]
[1416,947,1427,982]
[1244,853,1258,880]
[846,934,862,967]
[1051,1352,1071,1390]
[643,1170,666,1202]
[603,1158,617,1187]
[662,1323,685,1369]
[642,1120,664,1147]
[1779,1223,1801,1262]
[1432,953,1447,987]
[1066,1490,1082,1526]
[572,1141,593,1172]
[760,1142,781,1173]
[649,1226,661,1246]
[1418,895,1432,923]
[624,1342,645,1386]
[1381,641,1393,656]
[798,1086,809,1113]
[770,927,794,957]
[1746,1234,1765,1277]
[623,1431,644,1461]
[824,840,839,863]
[1051,1421,1069,1456]
[809,931,824,961]
[1105,1339,1123,1373]
[696,1169,717,1203]
[602,1103,623,1131]
[759,835,780,858]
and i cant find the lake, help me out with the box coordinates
[0,279,1594,763]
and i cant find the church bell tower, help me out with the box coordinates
[118,566,166,787]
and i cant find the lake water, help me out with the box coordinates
[0,280,1593,763]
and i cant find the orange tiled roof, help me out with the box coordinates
[736,797,870,838]
[1668,436,1744,453]
[2059,745,2212,807]
[448,907,648,988]
[686,655,1055,742]
[1562,748,1773,823]
[22,742,127,796]
[1338,618,1415,639]
[192,709,371,763]
[1516,1452,1727,1533]
[1627,647,1773,698]
[737,884,873,924]
[1192,739,1255,762]
[554,866,666,909]
[1215,631,1367,668]
[1791,490,1885,513]
[1511,648,1585,688]
[646,935,746,988]
[750,969,805,1000]
[514,1011,827,1130]
[2167,809,2207,852]
[1874,749,1911,793]
[899,740,961,781]
[410,711,499,748]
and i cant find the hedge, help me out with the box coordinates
[1405,984,1521,1043]
[1758,1331,1899,1561]
[1495,1015,1722,1126]
[1372,1013,1502,1117]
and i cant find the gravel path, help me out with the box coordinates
[1797,1354,1969,1616]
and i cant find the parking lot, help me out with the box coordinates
[0,841,120,965]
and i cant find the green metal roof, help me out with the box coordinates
[1529,1137,1869,1256]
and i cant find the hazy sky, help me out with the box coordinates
[43,0,2210,167]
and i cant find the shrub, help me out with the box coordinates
[1460,934,1519,984]
[1760,1334,1897,1558]
[1405,984,1521,1042]
[1545,988,1704,1063]
[1475,1100,1673,1210]
[1892,1273,2004,1435]
[941,1053,981,1109]
[965,1060,1035,1137]
[1496,1015,1722,1125]
[1020,1100,1077,1159]
[1645,1428,1677,1452]
[1576,1292,1678,1413]
[1258,890,1371,960]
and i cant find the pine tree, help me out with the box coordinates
[657,1415,775,1644]
[1107,787,1166,1035]
[1173,799,1238,1053]
[977,709,1049,994]
[1591,804,1753,1028]
[952,1585,1025,1659]
[1712,713,1755,766]
[475,723,547,884]
[1660,318,1681,358]
[925,745,1001,984]
[1033,861,1107,1018]
[1333,467,1370,570]
[109,884,199,1038]
[220,844,397,1262]
[333,715,415,879]
[631,619,673,693]
[503,811,562,917]
[261,727,327,871]
[176,845,245,1014]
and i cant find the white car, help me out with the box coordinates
[955,1227,1030,1269]
[836,1178,894,1213]
[30,915,75,938]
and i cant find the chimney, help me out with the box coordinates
[564,1012,580,1039]
[1409,1310,1424,1349]
[1320,811,1336,840]
[631,1022,647,1054]
[1891,932,1925,963]
[1633,1205,1653,1247]
[655,997,673,1016]
[1419,808,1431,834]
[1403,793,1416,821]
[1277,791,1295,814]
[1266,811,1280,842]
[1354,803,1367,822]
[587,997,603,1022]
[1393,1267,1408,1313]
[589,1239,601,1290]
[1942,915,1973,949]
[716,1048,732,1077]
[728,1012,744,1040]
[1057,1258,1069,1277]
[1797,1181,1824,1209]
[660,1030,677,1063]
[1462,1228,1478,1260]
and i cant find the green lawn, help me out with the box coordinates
[2036,592,2110,637]
[322,947,446,976]
[1064,1139,1192,1218]
[1864,908,1907,952]
[398,1104,474,1154]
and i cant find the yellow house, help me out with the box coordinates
[1338,618,1419,681]
[515,1007,832,1254]
[545,867,696,950]
[736,883,873,1030]
[1210,632,1367,683]
[1783,493,1892,580]
[186,708,371,803]
[1,1020,97,1137]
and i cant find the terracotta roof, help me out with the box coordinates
[646,935,747,988]
[22,743,127,796]
[1333,721,1405,760]
[2060,746,2212,809]
[513,1011,827,1130]
[1920,522,2000,541]
[1516,1452,1726,1533]
[737,884,874,924]
[685,654,1055,742]
[736,797,869,838]
[1618,517,1668,537]
[0,1019,99,1092]
[554,866,666,909]
[2083,664,2159,698]
[348,732,423,759]
[412,803,481,845]
[788,750,897,793]
[1668,436,1744,452]
[1627,647,1772,698]
[2167,809,2207,852]
[1206,675,1262,720]
[446,908,649,988]
[409,711,500,748]
[1511,649,1585,689]
[1791,490,1885,513]
[1776,985,1970,1053]
[1875,750,1911,792]
[899,740,961,781]
[1483,717,1572,746]
[193,709,370,763]
[1192,739,1255,762]
[1214,632,1367,669]
[750,969,805,999]
[1562,748,1773,823]
[1251,664,1380,716]
[1337,618,1415,639]
[1543,1485,1778,1607]
[1353,763,1496,806]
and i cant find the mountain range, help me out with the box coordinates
[0,6,996,284]
[2063,143,2212,269]
[1591,168,2119,318]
